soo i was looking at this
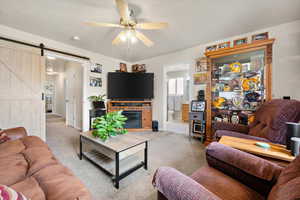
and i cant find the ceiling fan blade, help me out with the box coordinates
[136,22,168,30]
[112,31,126,45]
[115,0,130,22]
[135,31,154,47]
[85,22,123,28]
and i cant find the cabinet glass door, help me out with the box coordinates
[211,49,265,124]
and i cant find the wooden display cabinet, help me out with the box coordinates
[204,39,275,144]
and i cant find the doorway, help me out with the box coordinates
[167,74,190,122]
[45,54,84,130]
[163,64,191,133]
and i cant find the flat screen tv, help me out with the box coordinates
[107,72,154,100]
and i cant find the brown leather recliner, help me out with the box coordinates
[0,127,92,200]
[214,99,300,145]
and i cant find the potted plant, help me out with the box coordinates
[88,94,106,109]
[92,111,128,141]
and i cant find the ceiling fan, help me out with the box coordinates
[85,0,168,47]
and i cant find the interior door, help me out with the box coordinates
[65,79,75,127]
[0,40,45,140]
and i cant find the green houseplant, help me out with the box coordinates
[88,94,106,109]
[92,111,128,141]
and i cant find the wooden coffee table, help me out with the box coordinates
[79,131,148,189]
[219,136,295,162]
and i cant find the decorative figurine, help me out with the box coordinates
[231,112,240,124]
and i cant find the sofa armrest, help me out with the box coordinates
[213,122,249,134]
[2,127,27,140]
[206,142,283,196]
[153,167,221,200]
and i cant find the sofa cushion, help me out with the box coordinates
[268,155,300,200]
[22,147,58,176]
[11,177,46,200]
[0,154,28,186]
[33,164,91,200]
[0,139,25,158]
[21,136,49,149]
[191,167,265,200]
[0,185,28,200]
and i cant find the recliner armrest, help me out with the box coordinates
[206,142,283,196]
[153,167,221,200]
[213,122,249,134]
[2,127,28,140]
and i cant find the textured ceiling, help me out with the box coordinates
[1,0,300,62]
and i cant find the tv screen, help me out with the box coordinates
[107,72,154,100]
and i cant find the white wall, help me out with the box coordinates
[139,20,300,129]
[0,24,130,134]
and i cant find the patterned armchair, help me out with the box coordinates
[153,142,300,200]
[214,99,300,144]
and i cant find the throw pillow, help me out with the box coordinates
[0,132,10,144]
[0,185,28,200]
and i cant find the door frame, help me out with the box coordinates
[162,64,191,129]
[45,52,90,132]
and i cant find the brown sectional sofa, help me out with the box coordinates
[0,127,91,200]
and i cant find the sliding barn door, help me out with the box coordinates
[0,40,45,140]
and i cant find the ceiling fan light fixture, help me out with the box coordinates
[126,30,133,38]
[131,36,137,44]
[85,0,167,47]
[120,34,127,42]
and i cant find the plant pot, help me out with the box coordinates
[93,101,105,109]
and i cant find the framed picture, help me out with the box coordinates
[194,73,208,85]
[195,58,208,72]
[193,121,205,134]
[132,64,146,73]
[90,63,102,74]
[89,76,102,87]
[191,101,206,112]
[120,63,127,72]
[218,41,231,49]
[205,45,217,52]
[234,37,248,46]
[252,32,268,43]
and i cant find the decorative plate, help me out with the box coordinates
[242,77,259,91]
[213,97,226,109]
[230,62,242,73]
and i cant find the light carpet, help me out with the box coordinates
[46,115,207,200]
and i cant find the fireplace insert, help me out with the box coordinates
[122,111,142,129]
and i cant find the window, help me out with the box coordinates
[176,78,184,96]
[168,78,184,96]
[168,79,176,95]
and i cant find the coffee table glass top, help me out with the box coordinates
[219,136,295,162]
[80,131,148,153]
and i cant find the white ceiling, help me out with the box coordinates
[1,0,300,62]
